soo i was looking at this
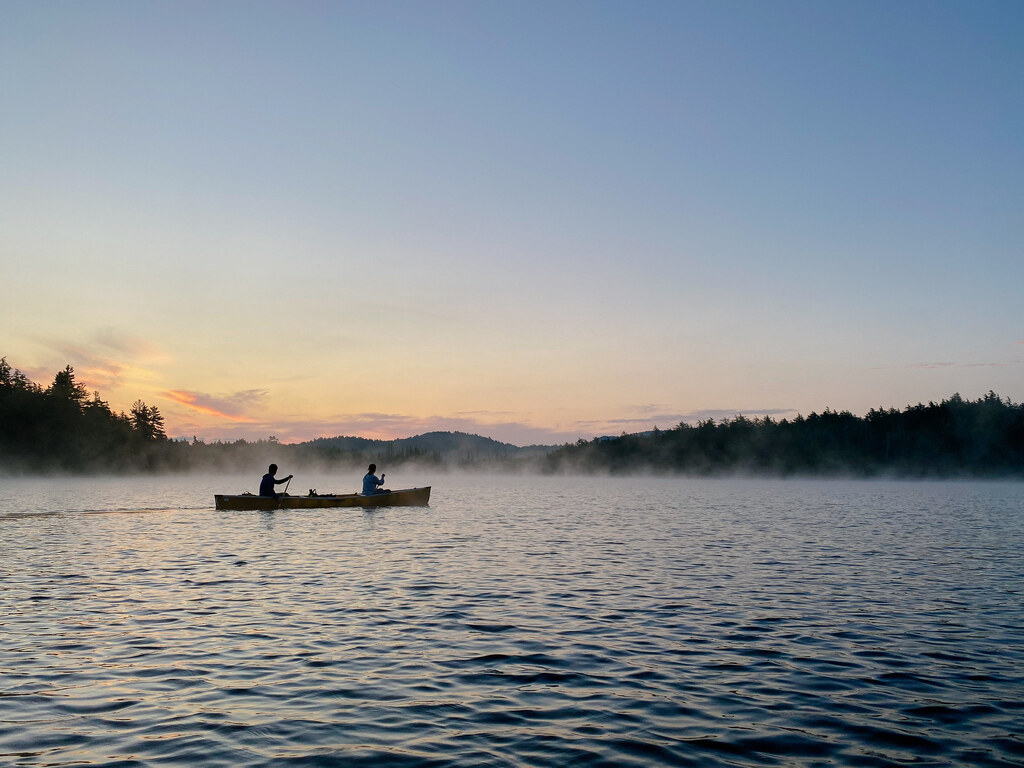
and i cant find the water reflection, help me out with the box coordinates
[0,476,1022,767]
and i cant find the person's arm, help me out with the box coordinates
[275,474,294,485]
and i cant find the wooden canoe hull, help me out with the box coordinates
[214,486,431,511]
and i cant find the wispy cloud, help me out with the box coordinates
[875,360,1024,370]
[161,389,267,421]
[959,361,1023,368]
[571,404,688,432]
[93,327,166,358]
[573,406,797,433]
[27,329,167,392]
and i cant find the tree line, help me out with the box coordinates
[543,392,1024,477]
[0,359,454,474]
[0,358,170,472]
[3,358,1023,476]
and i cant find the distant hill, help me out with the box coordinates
[393,431,544,458]
[296,430,554,466]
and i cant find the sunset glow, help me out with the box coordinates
[3,2,1021,445]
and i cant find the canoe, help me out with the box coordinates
[214,486,431,511]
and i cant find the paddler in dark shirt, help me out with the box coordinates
[259,464,293,498]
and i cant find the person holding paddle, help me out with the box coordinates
[259,464,293,498]
[362,463,390,495]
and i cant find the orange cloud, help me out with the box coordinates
[161,389,267,422]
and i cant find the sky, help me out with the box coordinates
[2,0,1022,446]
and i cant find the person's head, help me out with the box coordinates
[269,463,278,474]
[368,463,376,473]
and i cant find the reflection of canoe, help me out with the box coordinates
[214,486,431,511]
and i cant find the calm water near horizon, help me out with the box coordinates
[1,474,1022,767]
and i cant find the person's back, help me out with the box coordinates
[362,463,385,495]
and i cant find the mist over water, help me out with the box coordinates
[2,475,1022,767]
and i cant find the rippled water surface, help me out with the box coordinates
[2,474,1023,767]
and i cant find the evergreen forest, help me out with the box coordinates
[1,359,169,472]
[544,393,1024,477]
[2,358,1023,477]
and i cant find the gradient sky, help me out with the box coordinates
[2,1,1022,445]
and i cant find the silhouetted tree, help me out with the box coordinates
[48,365,89,408]
[130,400,167,441]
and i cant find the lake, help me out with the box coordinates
[1,474,1022,767]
